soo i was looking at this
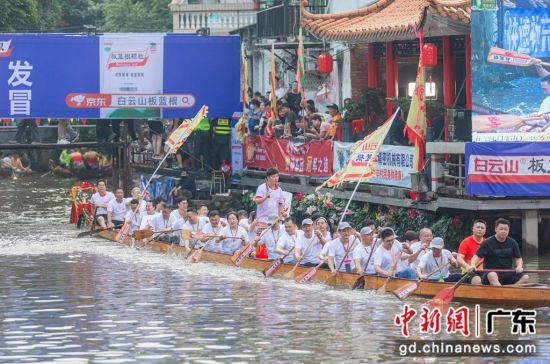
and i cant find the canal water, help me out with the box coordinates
[1,177,549,363]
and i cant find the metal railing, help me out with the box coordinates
[256,0,326,39]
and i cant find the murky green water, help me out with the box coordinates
[0,177,549,363]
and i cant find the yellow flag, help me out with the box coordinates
[317,109,399,190]
[166,105,208,153]
[404,57,427,173]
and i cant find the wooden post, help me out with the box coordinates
[121,120,131,195]
[367,43,378,88]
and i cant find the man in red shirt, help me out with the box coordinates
[456,219,486,284]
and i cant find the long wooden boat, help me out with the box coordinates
[97,230,550,308]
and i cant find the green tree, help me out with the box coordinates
[0,0,39,32]
[102,0,171,33]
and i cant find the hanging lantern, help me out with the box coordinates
[422,43,438,67]
[318,53,333,74]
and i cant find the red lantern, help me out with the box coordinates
[318,53,333,74]
[422,43,438,67]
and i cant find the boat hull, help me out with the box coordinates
[96,230,550,308]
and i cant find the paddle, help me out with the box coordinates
[392,261,452,300]
[231,215,279,266]
[476,269,549,274]
[262,247,295,278]
[487,47,550,67]
[472,114,547,132]
[187,233,236,263]
[376,249,401,294]
[283,235,316,279]
[427,261,483,307]
[77,224,123,237]
[325,237,359,286]
[295,260,326,284]
[351,240,379,290]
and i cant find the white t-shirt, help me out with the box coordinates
[325,237,360,272]
[139,212,159,230]
[417,249,455,279]
[218,226,248,255]
[90,191,114,215]
[319,231,333,258]
[107,199,128,222]
[180,219,207,247]
[255,183,284,223]
[276,230,302,264]
[373,242,403,273]
[202,222,223,252]
[150,214,177,232]
[170,209,187,225]
[353,243,377,275]
[409,241,429,270]
[295,233,322,265]
[260,225,283,260]
[199,216,210,225]
[125,209,143,234]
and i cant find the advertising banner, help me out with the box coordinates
[0,34,239,118]
[230,116,244,184]
[244,136,333,177]
[334,142,414,188]
[465,142,550,196]
[471,2,550,142]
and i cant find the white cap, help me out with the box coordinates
[360,226,374,235]
[338,222,352,230]
[430,237,444,249]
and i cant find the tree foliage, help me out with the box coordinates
[0,0,171,33]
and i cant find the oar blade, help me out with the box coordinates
[187,250,202,263]
[283,266,297,279]
[351,275,365,290]
[133,229,153,240]
[427,287,454,307]
[392,282,418,300]
[295,267,317,284]
[263,259,282,278]
[376,277,390,294]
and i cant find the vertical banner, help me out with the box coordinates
[99,34,164,119]
[231,117,244,184]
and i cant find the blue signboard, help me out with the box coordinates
[466,142,550,196]
[0,34,240,118]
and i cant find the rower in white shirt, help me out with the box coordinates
[201,210,224,253]
[407,228,432,270]
[294,218,326,266]
[125,186,147,211]
[149,204,179,244]
[170,197,189,224]
[416,237,461,282]
[275,217,302,265]
[140,201,159,230]
[373,228,416,279]
[353,226,377,275]
[179,207,207,253]
[259,213,283,260]
[217,211,248,255]
[325,222,360,273]
[90,180,114,228]
[124,199,143,236]
[107,188,128,228]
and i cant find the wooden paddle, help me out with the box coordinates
[295,260,326,284]
[283,235,316,279]
[351,240,378,290]
[427,261,483,307]
[262,247,295,278]
[472,114,547,132]
[187,233,234,263]
[392,261,452,300]
[325,237,359,286]
[231,215,279,266]
[487,47,550,67]
[77,224,123,237]
[376,249,402,294]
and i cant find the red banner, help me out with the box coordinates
[245,136,333,177]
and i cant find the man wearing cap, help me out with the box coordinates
[353,226,377,275]
[259,213,283,260]
[327,103,342,140]
[416,237,461,282]
[255,168,285,224]
[294,218,326,267]
[325,222,360,273]
[373,228,416,279]
[275,217,301,264]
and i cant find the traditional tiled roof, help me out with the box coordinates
[300,0,470,42]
